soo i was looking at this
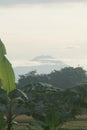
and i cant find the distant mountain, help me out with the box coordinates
[14,55,68,81]
[32,55,65,64]
[32,55,54,62]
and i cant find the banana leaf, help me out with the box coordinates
[0,40,16,93]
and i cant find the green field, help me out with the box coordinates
[62,120,87,129]
[61,115,87,130]
[13,114,87,130]
[14,115,43,130]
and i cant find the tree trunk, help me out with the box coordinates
[44,126,50,130]
[7,99,12,130]
[7,113,12,130]
[7,122,12,130]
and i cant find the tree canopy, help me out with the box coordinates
[17,67,87,89]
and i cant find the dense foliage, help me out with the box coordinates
[17,67,87,89]
[20,82,87,130]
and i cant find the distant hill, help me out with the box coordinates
[14,55,68,81]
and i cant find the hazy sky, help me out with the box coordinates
[0,1,87,69]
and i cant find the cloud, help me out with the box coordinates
[66,45,80,50]
[12,60,41,67]
[0,0,87,6]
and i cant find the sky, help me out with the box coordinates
[0,0,87,69]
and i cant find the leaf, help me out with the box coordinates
[0,88,8,105]
[17,89,28,100]
[0,39,6,60]
[0,111,6,130]
[0,40,16,93]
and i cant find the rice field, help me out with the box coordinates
[14,114,87,130]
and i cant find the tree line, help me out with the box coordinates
[17,67,87,89]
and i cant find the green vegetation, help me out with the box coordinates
[0,40,16,93]
[17,67,86,89]
[0,40,87,130]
